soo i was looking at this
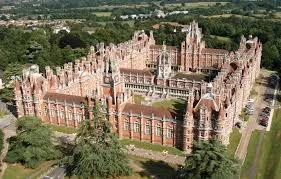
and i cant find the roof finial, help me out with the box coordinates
[162,41,166,51]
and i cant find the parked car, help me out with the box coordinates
[259,120,268,127]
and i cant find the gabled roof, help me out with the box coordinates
[43,92,87,105]
[120,68,153,77]
[123,103,175,119]
[194,93,219,111]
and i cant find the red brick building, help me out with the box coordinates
[14,21,262,150]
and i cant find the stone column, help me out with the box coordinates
[140,113,144,141]
[162,119,166,145]
[129,113,133,139]
[151,117,155,143]
[64,101,68,127]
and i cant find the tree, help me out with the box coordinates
[178,138,240,179]
[66,102,131,178]
[5,116,61,168]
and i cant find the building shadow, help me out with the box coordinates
[138,160,178,179]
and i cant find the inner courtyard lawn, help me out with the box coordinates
[151,98,186,115]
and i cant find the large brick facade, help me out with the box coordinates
[14,21,262,150]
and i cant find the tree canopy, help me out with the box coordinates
[5,116,61,168]
[178,138,240,179]
[66,102,132,178]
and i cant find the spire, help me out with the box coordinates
[162,41,166,51]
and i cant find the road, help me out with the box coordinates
[235,70,277,164]
[42,165,66,179]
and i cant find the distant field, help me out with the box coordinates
[165,2,228,9]
[209,35,231,42]
[70,3,150,10]
[93,12,112,17]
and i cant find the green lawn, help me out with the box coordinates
[209,35,231,42]
[256,109,281,179]
[0,110,8,117]
[227,128,242,156]
[121,155,177,179]
[120,138,184,156]
[47,124,77,134]
[3,161,55,179]
[152,98,186,114]
[133,95,145,105]
[241,130,262,175]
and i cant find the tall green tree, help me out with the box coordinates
[67,102,131,178]
[5,116,61,168]
[178,138,240,179]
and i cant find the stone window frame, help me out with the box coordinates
[156,124,162,136]
[167,126,173,138]
[123,119,129,131]
[60,109,65,119]
[51,106,56,117]
[44,106,48,116]
[134,121,140,133]
[145,122,151,135]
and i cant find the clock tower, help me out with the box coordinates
[102,57,123,104]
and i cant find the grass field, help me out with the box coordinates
[151,98,186,114]
[241,130,262,176]
[227,128,242,156]
[47,124,77,134]
[209,35,231,42]
[3,161,55,179]
[92,12,112,17]
[256,109,281,179]
[133,95,145,105]
[122,155,177,179]
[121,138,184,156]
[165,2,228,9]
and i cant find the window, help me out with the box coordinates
[187,130,190,135]
[156,124,162,136]
[60,109,65,119]
[200,131,204,137]
[187,137,190,142]
[134,121,140,132]
[167,127,173,138]
[145,122,151,135]
[124,119,129,131]
[51,107,56,117]
[68,110,72,120]
[77,112,82,122]
[44,106,48,116]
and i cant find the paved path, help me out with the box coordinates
[0,113,17,178]
[235,70,275,164]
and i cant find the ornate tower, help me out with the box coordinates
[156,42,172,83]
